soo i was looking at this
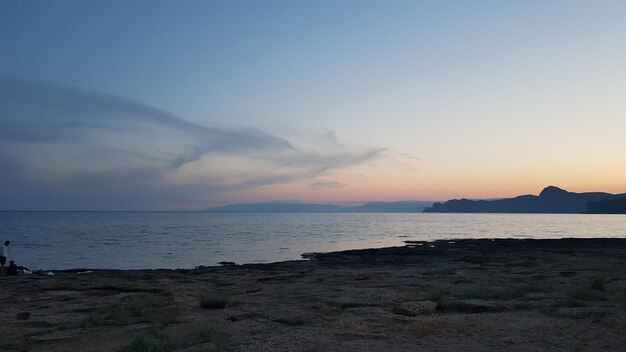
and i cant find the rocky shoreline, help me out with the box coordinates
[1,238,626,351]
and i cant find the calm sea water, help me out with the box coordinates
[1,212,625,270]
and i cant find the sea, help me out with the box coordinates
[1,212,625,270]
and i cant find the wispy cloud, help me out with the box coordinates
[308,180,346,189]
[0,77,383,210]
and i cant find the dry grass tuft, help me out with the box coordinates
[406,316,446,336]
[333,319,370,333]
[199,293,241,309]
[85,294,180,327]
[274,316,310,326]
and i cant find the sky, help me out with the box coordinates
[1,0,626,210]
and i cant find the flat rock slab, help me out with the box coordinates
[2,238,626,352]
[436,299,506,313]
[392,301,438,316]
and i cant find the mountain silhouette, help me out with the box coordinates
[206,201,435,213]
[586,197,626,214]
[423,186,626,213]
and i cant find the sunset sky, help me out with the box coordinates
[1,0,626,210]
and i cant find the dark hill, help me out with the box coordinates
[206,201,434,213]
[351,201,434,212]
[586,197,626,214]
[205,202,344,212]
[423,186,625,214]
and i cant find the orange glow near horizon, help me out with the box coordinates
[211,155,626,206]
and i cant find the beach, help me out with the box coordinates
[1,238,626,351]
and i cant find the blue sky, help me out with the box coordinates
[2,1,626,210]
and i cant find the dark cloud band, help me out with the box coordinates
[0,77,382,210]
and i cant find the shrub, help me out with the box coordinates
[123,337,161,352]
[591,277,607,292]
[199,326,217,343]
[327,301,370,310]
[568,288,606,301]
[274,316,308,326]
[406,316,446,336]
[425,288,451,303]
[86,294,180,327]
[526,280,554,293]
[199,293,240,309]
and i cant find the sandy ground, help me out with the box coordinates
[1,238,626,352]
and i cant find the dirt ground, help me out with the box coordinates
[1,238,626,352]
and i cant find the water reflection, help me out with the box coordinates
[0,212,625,270]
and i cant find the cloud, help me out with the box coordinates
[0,77,383,209]
[308,180,346,189]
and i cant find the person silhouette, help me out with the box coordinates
[1,240,9,274]
[6,261,18,276]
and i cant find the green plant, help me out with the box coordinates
[275,316,308,326]
[347,302,372,309]
[457,287,522,300]
[199,327,217,343]
[199,293,241,309]
[327,301,370,310]
[526,280,554,293]
[0,342,18,350]
[86,294,180,327]
[123,337,160,352]
[564,297,587,308]
[568,288,606,301]
[333,319,370,333]
[425,288,451,302]
[591,277,607,292]
[197,325,229,350]
[406,316,446,337]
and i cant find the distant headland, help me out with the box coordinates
[205,187,626,214]
[205,201,435,213]
[423,186,626,214]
